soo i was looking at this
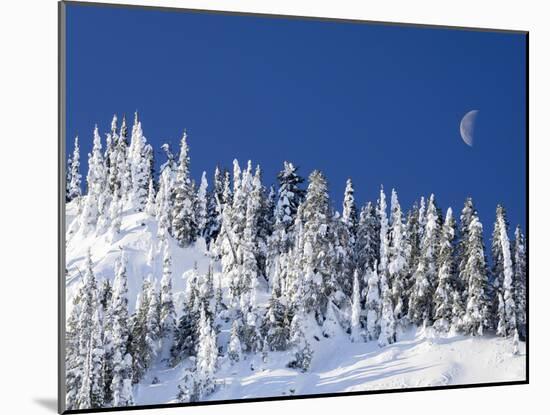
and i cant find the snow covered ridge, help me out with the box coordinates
[64,113,527,411]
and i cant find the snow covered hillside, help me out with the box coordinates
[63,114,527,411]
[65,199,525,407]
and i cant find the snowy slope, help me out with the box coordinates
[65,199,526,406]
[134,328,525,405]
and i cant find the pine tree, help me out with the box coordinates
[377,187,396,345]
[196,171,209,239]
[130,277,152,384]
[268,161,305,271]
[228,320,243,363]
[355,202,380,276]
[490,205,507,329]
[388,189,408,322]
[457,198,477,301]
[494,206,517,337]
[81,126,106,233]
[287,309,313,372]
[67,135,82,202]
[195,307,218,399]
[433,208,457,333]
[408,194,440,326]
[106,115,119,195]
[110,251,134,407]
[462,216,490,336]
[156,169,172,241]
[363,262,381,341]
[261,295,291,351]
[88,307,106,408]
[513,225,527,339]
[145,178,156,216]
[350,269,362,342]
[159,242,177,344]
[339,178,358,297]
[128,112,149,211]
[171,132,197,246]
[296,170,336,319]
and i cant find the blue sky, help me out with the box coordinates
[65,3,526,240]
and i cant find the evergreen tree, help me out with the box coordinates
[433,208,457,333]
[408,194,440,326]
[196,171,209,239]
[145,178,156,216]
[355,202,380,276]
[457,198,477,301]
[105,115,119,196]
[268,161,305,272]
[462,216,490,336]
[287,309,313,372]
[128,112,149,211]
[228,320,243,363]
[160,242,177,348]
[67,135,82,202]
[171,132,197,246]
[388,189,408,322]
[350,269,362,342]
[494,206,517,337]
[110,251,134,407]
[513,225,527,339]
[363,262,381,341]
[261,296,291,351]
[377,187,396,345]
[80,126,105,233]
[195,307,218,399]
[296,170,335,319]
[130,277,152,383]
[156,169,172,241]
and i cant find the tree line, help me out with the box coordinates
[65,113,527,410]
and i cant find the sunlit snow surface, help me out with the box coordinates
[65,200,526,406]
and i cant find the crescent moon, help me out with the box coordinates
[460,110,479,147]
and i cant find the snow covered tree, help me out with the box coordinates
[388,189,408,322]
[342,178,358,237]
[105,115,119,195]
[513,225,527,339]
[457,198,477,301]
[67,135,82,202]
[494,206,517,337]
[268,161,305,271]
[80,126,106,233]
[145,178,156,216]
[195,307,218,399]
[287,309,313,372]
[130,277,153,384]
[338,178,358,297]
[110,251,134,407]
[355,202,380,276]
[408,194,440,326]
[171,132,197,246]
[350,269,362,342]
[363,262,381,341]
[462,216,490,336]
[159,242,177,347]
[377,187,396,345]
[295,170,337,319]
[156,169,172,241]
[128,112,149,211]
[196,171,209,239]
[433,208,457,333]
[228,320,243,363]
[76,307,105,409]
[262,295,291,351]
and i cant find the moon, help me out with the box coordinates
[460,110,479,147]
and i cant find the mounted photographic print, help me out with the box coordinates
[58,1,528,413]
